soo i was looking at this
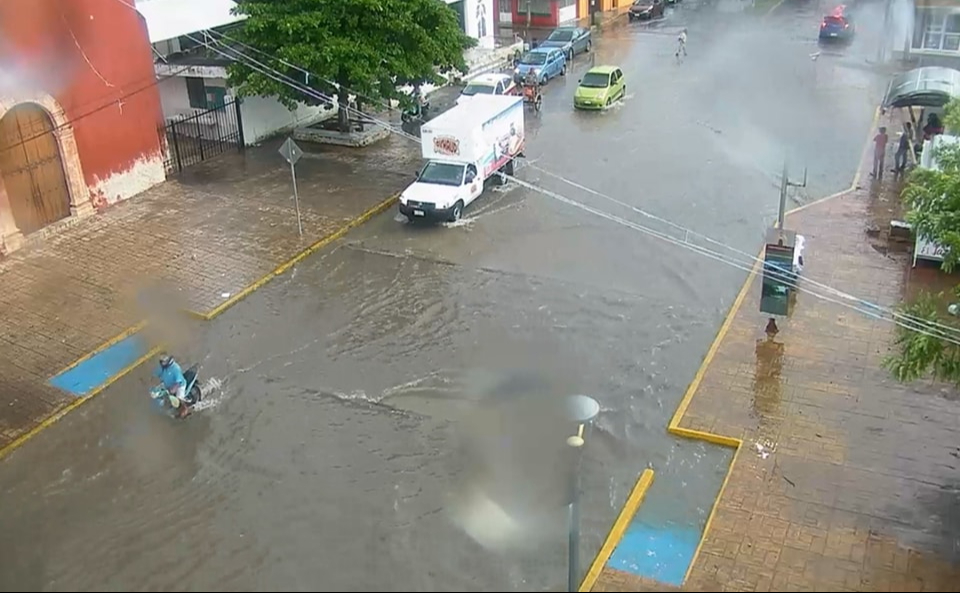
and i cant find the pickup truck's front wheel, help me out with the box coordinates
[449,200,464,222]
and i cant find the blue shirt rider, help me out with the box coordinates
[155,355,189,417]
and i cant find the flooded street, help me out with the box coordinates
[0,1,892,591]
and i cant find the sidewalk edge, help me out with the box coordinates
[0,346,161,462]
[579,469,655,592]
[0,193,399,463]
[191,192,400,320]
[580,105,881,591]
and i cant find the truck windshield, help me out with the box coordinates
[462,83,496,96]
[418,162,465,186]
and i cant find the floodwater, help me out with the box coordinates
[0,1,891,590]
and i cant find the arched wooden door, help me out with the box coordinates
[0,104,71,235]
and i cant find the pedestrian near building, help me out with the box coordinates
[872,126,888,180]
[894,122,912,178]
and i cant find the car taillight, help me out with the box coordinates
[821,21,826,28]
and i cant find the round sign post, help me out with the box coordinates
[565,395,599,593]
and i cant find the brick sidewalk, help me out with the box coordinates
[0,133,420,450]
[592,110,960,591]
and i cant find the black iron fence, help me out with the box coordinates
[158,97,245,175]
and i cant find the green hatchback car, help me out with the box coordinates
[573,65,626,110]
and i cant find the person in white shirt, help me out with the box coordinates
[676,28,687,60]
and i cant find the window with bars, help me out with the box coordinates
[185,77,228,110]
[914,8,960,52]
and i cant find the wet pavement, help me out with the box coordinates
[0,0,899,590]
[0,139,408,449]
[593,108,960,591]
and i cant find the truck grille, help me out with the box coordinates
[407,200,436,209]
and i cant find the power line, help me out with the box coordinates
[0,64,196,155]
[202,28,960,342]
[213,25,960,342]
[186,31,960,346]
[189,31,960,345]
[107,0,960,341]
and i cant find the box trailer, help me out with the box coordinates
[399,95,524,223]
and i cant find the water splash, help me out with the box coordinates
[191,377,225,413]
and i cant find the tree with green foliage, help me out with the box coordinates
[228,0,474,132]
[885,98,960,384]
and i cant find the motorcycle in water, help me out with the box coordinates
[149,364,203,419]
[401,95,430,123]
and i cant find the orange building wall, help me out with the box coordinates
[0,0,165,206]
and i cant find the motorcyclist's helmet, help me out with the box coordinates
[159,355,173,368]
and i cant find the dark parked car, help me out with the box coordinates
[629,0,665,21]
[539,26,592,60]
[819,5,855,43]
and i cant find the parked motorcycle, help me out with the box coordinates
[401,95,430,123]
[149,363,203,419]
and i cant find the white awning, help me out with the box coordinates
[135,0,245,44]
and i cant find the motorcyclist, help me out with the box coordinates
[523,69,540,94]
[155,354,189,418]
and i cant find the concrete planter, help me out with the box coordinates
[293,124,391,147]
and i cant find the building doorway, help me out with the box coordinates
[0,103,71,235]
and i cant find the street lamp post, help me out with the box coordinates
[565,395,600,593]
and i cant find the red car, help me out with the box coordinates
[629,0,665,21]
[819,5,855,42]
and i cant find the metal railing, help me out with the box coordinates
[157,97,245,175]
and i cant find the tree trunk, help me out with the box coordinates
[337,86,350,133]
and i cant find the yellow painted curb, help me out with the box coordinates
[50,321,148,379]
[580,105,884,591]
[579,469,655,592]
[0,193,399,463]
[0,346,162,462]
[762,0,787,17]
[191,192,400,321]
[681,441,744,583]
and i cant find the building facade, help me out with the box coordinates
[901,0,960,67]
[509,0,580,27]
[0,0,166,253]
[504,0,625,29]
[138,0,334,156]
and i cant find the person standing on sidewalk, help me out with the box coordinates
[894,122,912,179]
[872,126,888,180]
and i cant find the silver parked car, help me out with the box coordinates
[539,26,592,61]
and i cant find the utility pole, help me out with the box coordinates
[877,0,893,64]
[764,161,807,333]
[567,424,584,593]
[776,160,806,231]
[564,395,599,593]
[526,0,532,43]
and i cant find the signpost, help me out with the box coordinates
[279,137,305,237]
[565,394,600,593]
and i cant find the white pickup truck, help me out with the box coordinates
[399,95,525,223]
